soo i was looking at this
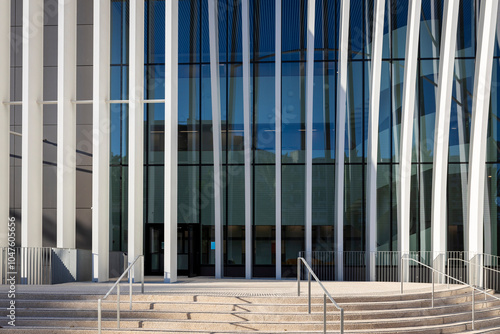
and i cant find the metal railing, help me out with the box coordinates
[401,256,500,330]
[0,247,52,285]
[447,257,500,291]
[297,257,344,334]
[97,255,144,334]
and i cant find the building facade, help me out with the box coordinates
[2,0,500,282]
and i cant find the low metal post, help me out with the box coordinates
[472,288,475,330]
[98,299,102,334]
[308,272,311,314]
[323,294,326,334]
[117,283,120,328]
[432,271,434,308]
[340,308,344,334]
[297,260,301,296]
[141,255,145,294]
[400,257,404,294]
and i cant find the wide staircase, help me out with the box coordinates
[2,286,500,333]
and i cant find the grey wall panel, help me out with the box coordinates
[44,0,58,26]
[77,0,92,25]
[76,66,93,100]
[9,166,16,209]
[43,124,57,162]
[43,66,57,101]
[76,104,92,125]
[13,67,21,102]
[10,0,15,25]
[76,249,92,281]
[11,27,22,67]
[12,125,21,166]
[76,208,92,250]
[43,165,57,208]
[76,169,92,208]
[77,25,93,66]
[43,104,57,125]
[44,25,58,67]
[76,124,93,166]
[14,0,22,27]
[42,208,57,247]
[12,166,21,208]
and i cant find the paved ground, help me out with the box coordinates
[0,276,462,297]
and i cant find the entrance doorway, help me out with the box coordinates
[145,224,200,277]
[177,224,200,277]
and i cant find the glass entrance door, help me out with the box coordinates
[178,224,200,277]
[145,223,200,277]
[146,224,164,275]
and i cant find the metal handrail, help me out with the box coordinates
[401,256,500,330]
[297,257,344,334]
[447,257,500,289]
[97,255,145,334]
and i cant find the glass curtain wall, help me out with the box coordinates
[281,0,307,277]
[110,0,129,252]
[311,0,338,258]
[376,0,407,252]
[447,0,475,252]
[251,0,276,277]
[344,0,370,253]
[409,0,443,252]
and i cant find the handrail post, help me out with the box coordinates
[297,259,301,296]
[432,270,434,308]
[323,293,326,334]
[129,266,132,310]
[141,255,145,294]
[117,283,120,328]
[98,298,102,334]
[446,258,450,290]
[340,308,344,334]
[308,272,311,314]
[472,288,475,330]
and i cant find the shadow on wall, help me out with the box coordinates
[51,248,92,284]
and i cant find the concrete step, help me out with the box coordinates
[8,306,500,332]
[3,318,499,334]
[3,299,500,321]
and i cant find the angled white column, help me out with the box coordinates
[305,0,315,265]
[275,0,282,279]
[92,0,111,282]
[22,0,44,248]
[431,0,460,276]
[365,0,385,282]
[467,0,499,286]
[242,0,252,279]
[129,0,145,282]
[57,0,77,249]
[164,0,178,283]
[335,0,350,282]
[0,0,10,247]
[208,0,224,279]
[399,0,422,274]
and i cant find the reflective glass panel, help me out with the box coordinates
[449,59,474,163]
[344,164,365,251]
[282,62,306,163]
[282,0,307,61]
[313,62,336,162]
[254,63,276,163]
[250,0,275,61]
[447,164,468,252]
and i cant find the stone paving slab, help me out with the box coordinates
[0,276,461,297]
